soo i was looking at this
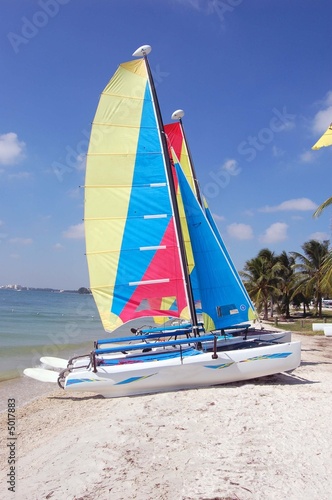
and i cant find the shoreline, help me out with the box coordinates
[0,376,59,414]
[0,341,95,412]
[1,333,332,499]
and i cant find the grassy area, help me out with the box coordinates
[263,310,332,335]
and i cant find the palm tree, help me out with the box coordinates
[240,249,282,320]
[275,251,296,318]
[292,291,311,317]
[291,239,331,317]
[321,250,332,291]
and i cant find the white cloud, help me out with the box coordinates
[9,237,33,245]
[299,151,315,163]
[172,0,202,11]
[0,133,26,166]
[53,243,64,250]
[8,171,32,180]
[227,223,253,240]
[211,212,225,221]
[243,209,254,216]
[312,90,332,134]
[222,158,240,175]
[272,145,284,157]
[260,222,288,244]
[259,198,317,213]
[277,121,295,132]
[62,223,84,239]
[67,187,81,199]
[75,154,86,172]
[309,231,330,242]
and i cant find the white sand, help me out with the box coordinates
[1,333,332,500]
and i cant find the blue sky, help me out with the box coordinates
[1,0,331,289]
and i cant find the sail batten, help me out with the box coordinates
[140,246,166,251]
[85,216,171,221]
[85,184,167,188]
[143,214,168,219]
[129,279,170,286]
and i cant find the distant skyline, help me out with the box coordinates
[1,0,332,289]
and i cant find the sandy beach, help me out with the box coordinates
[1,332,332,500]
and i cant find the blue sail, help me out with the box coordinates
[204,203,256,319]
[174,161,255,332]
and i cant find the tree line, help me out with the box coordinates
[240,239,332,320]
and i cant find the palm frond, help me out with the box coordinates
[313,197,332,218]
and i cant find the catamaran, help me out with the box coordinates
[24,45,301,397]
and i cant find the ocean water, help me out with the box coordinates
[0,289,168,410]
[0,289,106,383]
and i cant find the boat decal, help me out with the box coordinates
[204,362,235,370]
[204,351,292,370]
[239,352,292,363]
[66,378,107,386]
[115,373,158,385]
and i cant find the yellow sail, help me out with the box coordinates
[312,123,332,150]
[85,60,147,331]
[85,58,189,332]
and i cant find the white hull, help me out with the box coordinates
[24,367,59,383]
[63,341,301,398]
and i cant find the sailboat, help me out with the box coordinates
[164,112,291,344]
[24,45,301,398]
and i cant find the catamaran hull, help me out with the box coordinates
[63,341,301,398]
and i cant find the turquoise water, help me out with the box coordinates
[0,289,106,381]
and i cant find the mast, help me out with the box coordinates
[171,109,203,207]
[133,45,199,335]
